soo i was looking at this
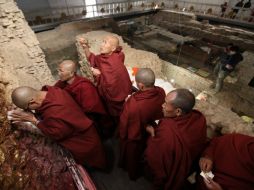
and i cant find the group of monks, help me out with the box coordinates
[9,35,254,190]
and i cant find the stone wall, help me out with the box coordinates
[0,0,54,101]
[162,61,213,95]
[235,51,254,105]
[196,99,254,137]
[152,10,196,23]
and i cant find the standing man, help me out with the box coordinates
[80,35,132,124]
[220,2,228,17]
[231,0,244,18]
[118,68,165,180]
[244,0,252,9]
[144,89,207,190]
[10,86,106,169]
[213,45,243,92]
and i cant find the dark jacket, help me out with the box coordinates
[222,52,243,72]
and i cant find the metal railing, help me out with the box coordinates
[165,0,254,23]
[21,0,253,30]
[22,0,159,27]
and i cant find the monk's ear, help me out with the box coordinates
[70,71,75,77]
[175,108,182,116]
[137,82,145,90]
[25,98,35,110]
[111,46,117,52]
[27,98,34,105]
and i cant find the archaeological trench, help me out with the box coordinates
[0,1,254,190]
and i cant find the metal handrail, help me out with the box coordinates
[22,0,155,25]
[166,0,253,22]
[22,0,253,29]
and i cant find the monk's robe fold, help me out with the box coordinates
[119,86,165,180]
[36,86,106,169]
[197,134,254,190]
[145,110,207,190]
[55,75,106,115]
[88,47,132,116]
[55,75,114,137]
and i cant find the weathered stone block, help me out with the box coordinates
[17,11,24,19]
[1,18,13,27]
[2,2,20,13]
[0,8,6,17]
[23,37,38,48]
[33,56,44,63]
[27,51,34,58]
[0,0,54,102]
[15,29,24,35]
[7,32,14,39]
[0,0,6,4]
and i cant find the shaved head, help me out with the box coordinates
[106,35,119,48]
[100,35,120,54]
[58,60,77,82]
[59,60,77,73]
[162,88,195,117]
[170,88,195,114]
[11,86,38,109]
[135,68,155,88]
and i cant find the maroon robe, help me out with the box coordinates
[88,47,132,116]
[197,134,254,190]
[36,86,106,169]
[55,75,114,137]
[118,86,166,180]
[145,110,207,190]
[54,75,106,115]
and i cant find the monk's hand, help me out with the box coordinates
[125,95,131,102]
[203,177,223,190]
[146,125,155,137]
[199,156,213,173]
[91,67,101,76]
[9,110,37,124]
[79,38,89,49]
[225,64,233,70]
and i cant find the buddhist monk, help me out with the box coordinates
[197,133,254,190]
[80,35,132,122]
[144,89,207,190]
[55,60,106,117]
[54,60,113,137]
[118,68,165,180]
[9,86,106,169]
